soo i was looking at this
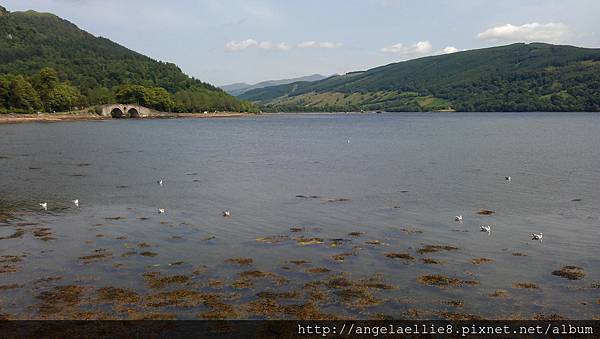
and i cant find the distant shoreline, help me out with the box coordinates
[0,111,253,125]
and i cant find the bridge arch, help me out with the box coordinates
[127,107,140,118]
[111,107,124,118]
[100,104,152,118]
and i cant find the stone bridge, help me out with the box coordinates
[99,104,153,118]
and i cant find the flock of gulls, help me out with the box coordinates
[454,175,543,242]
[36,173,542,241]
[38,179,230,218]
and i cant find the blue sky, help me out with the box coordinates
[3,0,599,86]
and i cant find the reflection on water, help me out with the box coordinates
[0,113,599,319]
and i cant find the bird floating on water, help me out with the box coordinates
[455,215,463,222]
[222,211,231,217]
[505,176,512,182]
[157,178,164,186]
[158,208,165,214]
[347,139,350,144]
[480,225,491,233]
[72,199,79,208]
[532,232,543,242]
[40,202,48,211]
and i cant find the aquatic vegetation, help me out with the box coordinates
[137,242,151,248]
[33,227,55,241]
[78,249,112,264]
[513,282,539,289]
[365,240,382,245]
[295,237,324,246]
[238,270,287,286]
[232,279,253,289]
[192,265,207,275]
[105,216,126,220]
[512,252,527,256]
[331,253,354,262]
[552,266,585,280]
[477,209,495,215]
[490,290,510,298]
[328,198,351,202]
[438,311,484,320]
[256,291,300,300]
[96,287,140,304]
[33,276,63,285]
[290,260,311,266]
[225,258,253,266]
[533,313,568,320]
[471,257,494,265]
[417,274,477,287]
[36,285,85,315]
[0,229,25,240]
[401,228,423,235]
[416,244,459,255]
[290,227,304,232]
[421,258,441,264]
[0,283,23,290]
[443,300,464,308]
[208,279,225,288]
[255,235,289,244]
[306,267,331,274]
[143,272,190,289]
[348,232,364,237]
[0,211,14,223]
[384,252,414,260]
[139,251,158,257]
[121,251,137,257]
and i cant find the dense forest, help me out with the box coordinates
[0,6,257,114]
[241,43,600,112]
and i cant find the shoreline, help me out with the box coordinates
[0,111,254,125]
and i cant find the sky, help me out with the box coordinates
[3,0,599,86]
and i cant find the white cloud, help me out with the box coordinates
[297,41,343,48]
[442,46,459,54]
[258,41,292,51]
[380,40,432,57]
[225,39,258,51]
[297,41,317,48]
[318,41,344,48]
[226,39,343,52]
[477,22,570,43]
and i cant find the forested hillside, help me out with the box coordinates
[241,43,600,112]
[0,6,257,113]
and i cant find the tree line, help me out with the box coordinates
[0,67,258,114]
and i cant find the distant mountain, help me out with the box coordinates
[221,74,329,96]
[0,6,256,113]
[240,43,600,112]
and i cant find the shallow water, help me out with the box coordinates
[0,112,599,319]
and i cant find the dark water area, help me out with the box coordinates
[0,112,599,320]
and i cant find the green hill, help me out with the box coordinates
[0,6,257,113]
[240,43,600,112]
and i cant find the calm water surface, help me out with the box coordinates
[0,112,599,319]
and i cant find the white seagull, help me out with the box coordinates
[347,139,350,144]
[158,208,166,214]
[72,199,79,208]
[222,210,231,217]
[157,178,164,186]
[40,202,48,211]
[455,215,463,222]
[505,176,512,182]
[480,225,491,233]
[532,232,543,242]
